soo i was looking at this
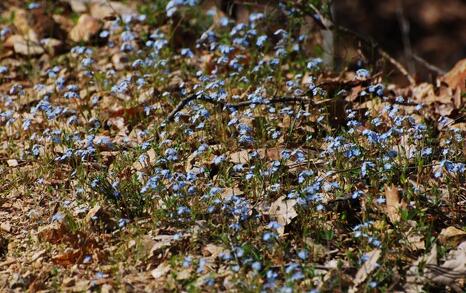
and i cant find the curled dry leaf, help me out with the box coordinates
[443,58,466,92]
[220,187,243,199]
[439,226,466,246]
[5,35,45,56]
[384,184,406,223]
[411,58,465,117]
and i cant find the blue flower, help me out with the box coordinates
[356,68,370,79]
[307,58,322,70]
[297,249,308,260]
[256,35,268,47]
[251,261,262,271]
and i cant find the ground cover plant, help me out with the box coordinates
[0,0,465,292]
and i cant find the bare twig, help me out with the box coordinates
[397,0,415,74]
[306,3,416,86]
[412,53,446,75]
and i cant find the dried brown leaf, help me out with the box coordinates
[439,226,466,246]
[350,249,381,291]
[151,262,171,279]
[384,184,406,223]
[430,241,466,287]
[269,196,297,236]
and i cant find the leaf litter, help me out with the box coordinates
[0,0,465,291]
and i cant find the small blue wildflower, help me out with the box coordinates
[356,68,370,79]
[213,154,225,165]
[263,231,277,241]
[99,30,110,38]
[421,147,432,157]
[251,261,262,271]
[307,58,322,70]
[256,35,268,47]
[375,196,386,204]
[181,48,194,58]
[51,212,64,222]
[118,218,129,228]
[28,2,40,9]
[297,249,308,260]
[267,221,282,230]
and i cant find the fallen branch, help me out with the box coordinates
[163,95,314,125]
[162,86,420,127]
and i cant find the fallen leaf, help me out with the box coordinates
[90,1,136,20]
[443,58,466,92]
[149,234,188,257]
[52,248,82,266]
[405,244,438,293]
[229,149,249,164]
[220,187,243,199]
[202,243,224,259]
[430,241,466,286]
[269,195,297,236]
[407,234,426,251]
[7,159,18,167]
[37,222,68,244]
[439,226,466,246]
[69,14,102,42]
[351,249,381,290]
[151,262,171,279]
[132,149,157,171]
[229,147,282,164]
[0,222,11,233]
[30,249,46,263]
[85,204,101,223]
[176,269,192,280]
[5,35,44,56]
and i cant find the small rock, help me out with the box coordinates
[69,14,102,42]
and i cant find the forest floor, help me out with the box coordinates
[0,1,465,292]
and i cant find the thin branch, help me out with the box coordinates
[412,53,446,75]
[163,95,315,125]
[397,0,415,74]
[306,3,416,86]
